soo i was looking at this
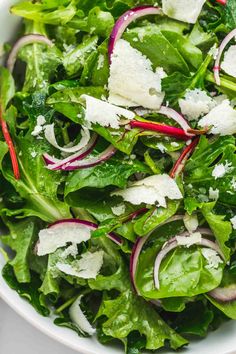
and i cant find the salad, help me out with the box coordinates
[0,0,236,352]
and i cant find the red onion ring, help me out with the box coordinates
[61,145,117,171]
[7,34,53,73]
[43,133,98,170]
[213,29,236,85]
[154,229,224,290]
[130,214,185,294]
[49,218,123,246]
[208,284,236,303]
[108,6,163,63]
[170,137,199,179]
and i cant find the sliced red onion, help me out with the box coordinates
[213,29,236,85]
[49,219,123,246]
[43,133,98,170]
[61,145,117,171]
[125,208,149,222]
[108,6,163,62]
[44,125,91,153]
[208,284,236,303]
[216,0,227,4]
[170,137,199,179]
[154,230,224,290]
[7,34,53,73]
[130,120,190,141]
[158,106,194,136]
[130,214,185,294]
[130,235,149,294]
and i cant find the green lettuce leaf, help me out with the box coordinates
[201,202,232,261]
[0,67,15,109]
[2,263,50,316]
[1,217,40,283]
[11,1,76,25]
[0,133,71,223]
[97,289,188,351]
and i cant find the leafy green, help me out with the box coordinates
[97,289,188,351]
[11,1,76,25]
[19,21,62,92]
[185,136,236,207]
[63,36,98,77]
[0,133,71,222]
[2,263,50,316]
[0,67,15,109]
[65,152,150,208]
[201,203,232,260]
[124,24,190,75]
[223,0,236,31]
[1,217,40,283]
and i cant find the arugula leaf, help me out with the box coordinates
[2,263,50,316]
[123,24,190,75]
[63,36,98,78]
[173,301,214,337]
[201,202,232,261]
[65,152,150,208]
[0,67,15,109]
[133,201,180,236]
[223,0,236,31]
[0,133,71,223]
[47,86,106,123]
[97,289,188,350]
[19,21,62,92]
[1,217,40,283]
[184,136,236,207]
[11,1,76,25]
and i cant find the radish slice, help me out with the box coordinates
[43,133,98,170]
[154,230,224,290]
[214,29,236,85]
[170,137,199,179]
[44,125,91,153]
[158,106,194,136]
[69,295,96,335]
[130,214,185,294]
[7,34,53,73]
[61,145,117,171]
[50,219,123,246]
[208,284,236,302]
[130,120,191,140]
[108,6,163,62]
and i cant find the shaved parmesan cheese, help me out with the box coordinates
[198,100,236,135]
[81,94,135,129]
[44,124,90,153]
[111,174,182,208]
[176,232,202,247]
[209,187,219,201]
[108,39,166,110]
[111,204,126,216]
[31,115,46,137]
[108,93,137,107]
[221,45,236,79]
[56,250,104,279]
[179,89,215,120]
[212,161,233,179]
[69,295,96,335]
[61,243,78,259]
[37,223,91,256]
[202,248,223,269]
[230,216,236,230]
[162,0,206,24]
[183,213,198,233]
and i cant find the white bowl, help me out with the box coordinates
[0,1,236,354]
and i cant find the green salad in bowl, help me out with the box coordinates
[0,0,236,353]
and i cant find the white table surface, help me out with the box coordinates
[0,299,79,354]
